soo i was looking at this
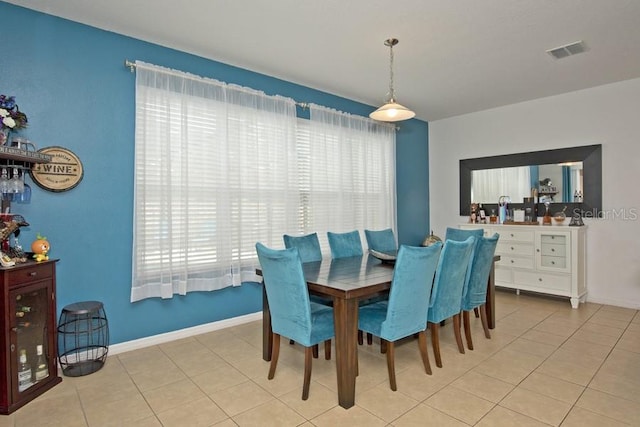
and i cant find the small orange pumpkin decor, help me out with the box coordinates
[31,233,50,262]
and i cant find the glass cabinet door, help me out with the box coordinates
[10,283,50,397]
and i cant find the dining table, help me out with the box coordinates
[257,252,500,409]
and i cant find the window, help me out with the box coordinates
[132,62,395,301]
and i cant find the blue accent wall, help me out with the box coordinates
[1,3,429,344]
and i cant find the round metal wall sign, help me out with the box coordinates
[30,146,84,192]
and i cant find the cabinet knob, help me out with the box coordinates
[510,260,514,264]
[510,246,514,251]
[551,248,555,252]
[538,278,543,282]
[551,261,555,265]
[29,272,37,277]
[536,249,540,252]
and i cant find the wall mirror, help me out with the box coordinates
[459,144,602,217]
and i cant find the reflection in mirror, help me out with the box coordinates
[471,162,583,204]
[459,144,602,217]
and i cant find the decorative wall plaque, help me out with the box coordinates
[30,146,84,192]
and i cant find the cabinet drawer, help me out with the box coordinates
[497,242,534,257]
[540,234,567,245]
[499,256,535,269]
[501,230,534,242]
[540,256,567,269]
[6,263,54,287]
[540,243,566,257]
[513,270,570,292]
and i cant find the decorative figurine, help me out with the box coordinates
[31,233,50,262]
[470,203,479,223]
[569,210,585,226]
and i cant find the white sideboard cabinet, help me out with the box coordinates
[460,223,587,308]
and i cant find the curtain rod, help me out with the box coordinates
[124,59,309,109]
[124,59,398,129]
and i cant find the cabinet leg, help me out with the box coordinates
[570,297,579,309]
[516,289,520,296]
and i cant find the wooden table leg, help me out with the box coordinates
[332,297,358,409]
[262,284,272,361]
[486,258,497,329]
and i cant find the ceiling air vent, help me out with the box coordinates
[546,41,586,59]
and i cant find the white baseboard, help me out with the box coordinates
[586,296,640,310]
[107,311,262,356]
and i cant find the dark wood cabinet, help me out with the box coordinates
[0,259,61,414]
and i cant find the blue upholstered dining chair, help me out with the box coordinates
[445,226,484,243]
[462,233,499,350]
[283,232,323,263]
[329,229,381,346]
[445,226,484,318]
[364,228,397,253]
[283,232,333,349]
[427,236,476,368]
[327,230,363,259]
[255,243,335,400]
[358,243,442,391]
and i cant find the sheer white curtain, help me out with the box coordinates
[306,104,396,252]
[131,61,299,302]
[471,166,531,204]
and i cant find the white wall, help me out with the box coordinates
[429,77,640,309]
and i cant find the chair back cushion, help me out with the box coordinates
[445,227,484,243]
[327,230,363,258]
[379,243,442,341]
[445,227,484,285]
[283,233,323,263]
[256,243,314,344]
[364,228,397,253]
[462,233,500,310]
[427,236,476,323]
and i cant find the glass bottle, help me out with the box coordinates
[0,168,8,194]
[16,304,32,318]
[543,202,552,225]
[489,209,497,224]
[18,349,33,392]
[17,305,32,313]
[34,345,49,381]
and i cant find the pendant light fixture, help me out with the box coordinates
[369,38,415,122]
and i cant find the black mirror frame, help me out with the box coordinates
[459,144,602,218]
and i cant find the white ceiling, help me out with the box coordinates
[6,0,640,121]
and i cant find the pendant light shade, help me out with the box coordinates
[370,38,415,122]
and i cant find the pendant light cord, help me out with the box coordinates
[388,41,396,102]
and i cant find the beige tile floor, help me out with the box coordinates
[2,290,640,426]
